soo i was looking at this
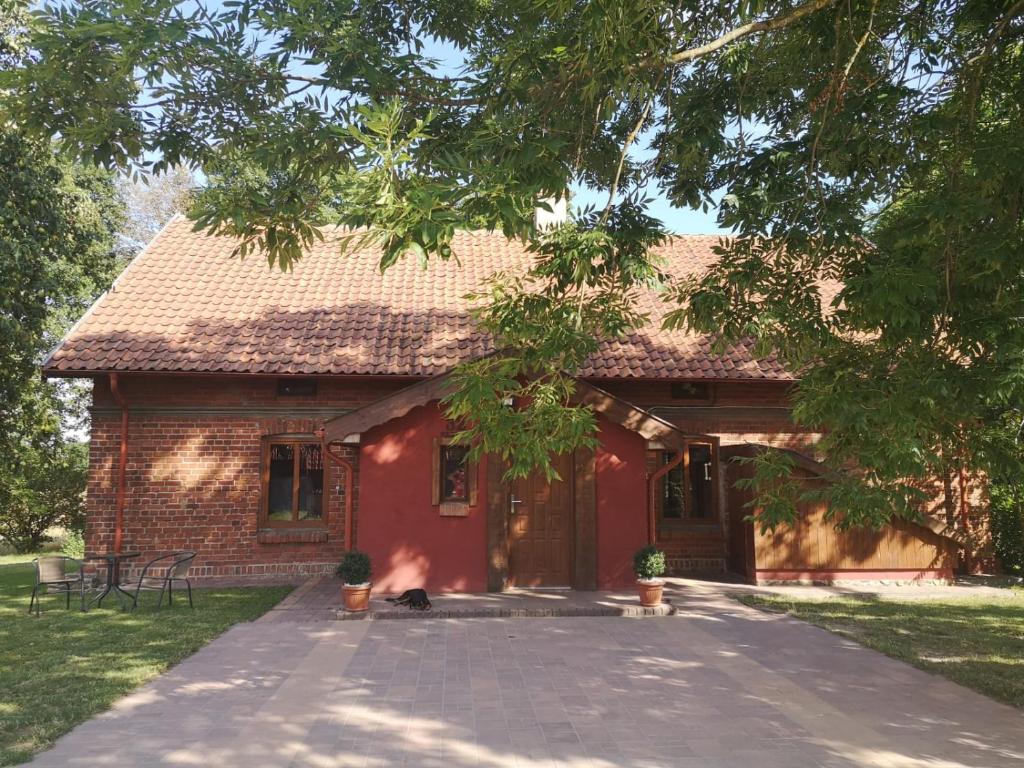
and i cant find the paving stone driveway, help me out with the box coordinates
[29,593,1024,768]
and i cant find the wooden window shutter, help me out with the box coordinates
[431,437,441,505]
[468,458,478,507]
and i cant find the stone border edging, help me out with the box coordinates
[335,602,677,620]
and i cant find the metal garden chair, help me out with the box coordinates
[28,556,86,616]
[119,551,196,611]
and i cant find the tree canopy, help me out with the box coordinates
[0,125,124,551]
[4,0,1023,529]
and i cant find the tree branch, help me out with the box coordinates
[600,90,659,226]
[633,0,838,71]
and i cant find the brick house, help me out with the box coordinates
[43,218,957,590]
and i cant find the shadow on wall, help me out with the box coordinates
[76,304,796,585]
[86,380,351,577]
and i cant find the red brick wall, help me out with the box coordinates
[84,373,823,584]
[87,412,357,580]
[85,374,393,580]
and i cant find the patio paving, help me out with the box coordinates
[27,584,1024,767]
[257,575,1021,624]
[261,578,682,622]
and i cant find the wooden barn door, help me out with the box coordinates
[508,452,573,587]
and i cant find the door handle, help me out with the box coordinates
[704,462,712,482]
[510,496,523,515]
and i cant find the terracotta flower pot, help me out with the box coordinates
[637,579,664,607]
[342,583,371,612]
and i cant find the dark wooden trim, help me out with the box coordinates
[720,443,826,476]
[571,379,715,449]
[573,449,598,590]
[322,376,454,442]
[486,454,509,592]
[431,438,442,505]
[468,456,479,507]
[649,405,793,418]
[432,436,476,514]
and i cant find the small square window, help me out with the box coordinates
[670,382,710,400]
[277,379,317,397]
[440,445,470,503]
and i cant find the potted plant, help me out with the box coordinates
[336,550,372,612]
[633,545,667,607]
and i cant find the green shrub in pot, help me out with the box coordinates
[633,545,666,581]
[336,550,372,585]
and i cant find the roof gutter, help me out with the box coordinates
[108,373,129,554]
[647,451,684,546]
[317,428,355,551]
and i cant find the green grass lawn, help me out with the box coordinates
[740,590,1024,709]
[0,553,291,766]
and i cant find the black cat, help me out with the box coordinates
[385,589,432,610]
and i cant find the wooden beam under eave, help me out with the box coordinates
[321,375,454,443]
[572,381,691,450]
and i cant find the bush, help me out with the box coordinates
[61,529,85,560]
[335,550,372,584]
[991,483,1024,575]
[0,441,88,553]
[633,545,666,580]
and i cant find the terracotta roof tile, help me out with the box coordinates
[44,218,796,380]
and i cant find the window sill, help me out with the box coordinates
[257,528,329,544]
[439,501,470,517]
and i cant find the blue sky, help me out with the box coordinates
[571,185,727,234]
[419,38,728,234]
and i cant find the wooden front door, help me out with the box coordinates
[508,453,573,587]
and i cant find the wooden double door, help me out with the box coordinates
[507,452,573,587]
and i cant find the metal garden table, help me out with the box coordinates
[84,551,140,609]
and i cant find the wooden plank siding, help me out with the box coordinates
[723,447,957,582]
[752,500,955,573]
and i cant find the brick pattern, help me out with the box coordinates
[86,410,358,581]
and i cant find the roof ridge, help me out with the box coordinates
[307,224,729,238]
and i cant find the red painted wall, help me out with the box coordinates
[594,416,649,588]
[358,403,489,593]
